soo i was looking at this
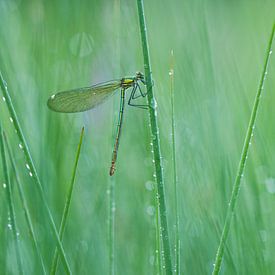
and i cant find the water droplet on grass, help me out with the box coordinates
[3,183,6,188]
[169,69,174,76]
[2,96,6,102]
[146,205,155,216]
[19,143,23,149]
[145,181,154,191]
[150,98,157,109]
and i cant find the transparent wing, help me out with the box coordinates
[47,80,121,113]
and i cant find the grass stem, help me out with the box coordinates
[136,1,172,274]
[169,50,180,275]
[4,132,47,275]
[212,22,275,275]
[0,71,72,274]
[0,124,24,275]
[50,127,85,275]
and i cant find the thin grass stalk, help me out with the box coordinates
[0,71,71,274]
[107,2,120,274]
[169,50,180,275]
[0,125,23,275]
[108,177,115,275]
[212,23,275,275]
[136,1,172,274]
[155,190,161,275]
[4,132,47,275]
[50,127,85,275]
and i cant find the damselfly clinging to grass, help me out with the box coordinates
[47,72,147,176]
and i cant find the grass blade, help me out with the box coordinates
[212,22,275,274]
[0,71,72,274]
[136,1,172,274]
[169,50,180,275]
[3,132,47,275]
[155,189,161,275]
[50,127,85,275]
[108,177,115,275]
[0,124,23,275]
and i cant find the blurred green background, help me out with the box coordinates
[0,0,275,274]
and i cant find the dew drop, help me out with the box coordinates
[3,183,6,188]
[145,181,154,191]
[29,172,33,177]
[146,205,155,216]
[19,143,23,149]
[2,96,6,102]
[7,224,12,230]
[26,163,30,170]
[150,98,157,109]
[269,50,272,55]
[16,232,20,236]
[51,94,55,99]
[9,117,13,123]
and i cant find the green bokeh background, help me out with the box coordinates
[1,0,275,274]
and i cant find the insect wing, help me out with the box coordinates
[47,80,121,113]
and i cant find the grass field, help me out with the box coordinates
[1,0,275,274]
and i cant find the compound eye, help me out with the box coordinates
[136,71,144,79]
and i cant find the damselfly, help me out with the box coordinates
[47,72,147,176]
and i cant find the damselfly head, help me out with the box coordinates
[136,71,144,81]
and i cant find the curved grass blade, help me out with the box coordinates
[4,132,47,275]
[212,22,275,275]
[47,81,121,113]
[0,125,23,275]
[0,71,72,274]
[50,127,85,275]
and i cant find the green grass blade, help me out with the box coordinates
[212,22,275,275]
[169,50,180,275]
[108,178,115,275]
[155,189,161,275]
[50,127,85,275]
[136,1,172,274]
[0,124,23,275]
[0,71,72,274]
[3,132,47,275]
